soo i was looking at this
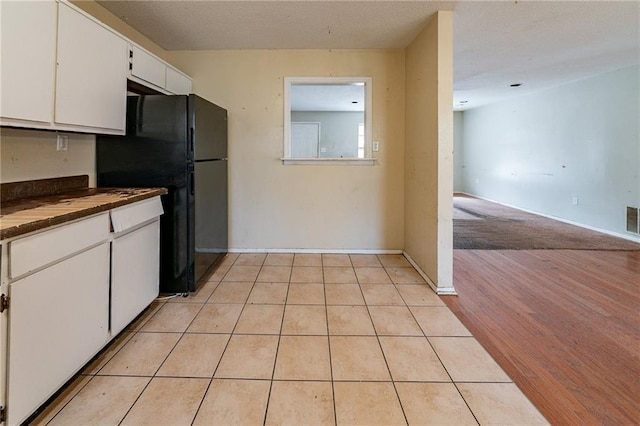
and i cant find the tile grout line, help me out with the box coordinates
[46,287,183,423]
[321,255,339,426]
[262,256,290,426]
[40,374,96,425]
[401,289,482,425]
[191,252,257,425]
[117,296,210,425]
[363,254,410,425]
[63,295,187,424]
[319,255,340,426]
[387,259,484,424]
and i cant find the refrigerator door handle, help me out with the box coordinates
[189,127,195,159]
[190,169,195,195]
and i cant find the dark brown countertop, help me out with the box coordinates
[0,177,167,240]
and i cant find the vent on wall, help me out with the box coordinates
[627,206,639,234]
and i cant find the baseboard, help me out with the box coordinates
[458,192,640,244]
[401,251,458,296]
[228,248,404,254]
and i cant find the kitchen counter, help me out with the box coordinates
[0,175,167,240]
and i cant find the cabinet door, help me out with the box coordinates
[0,244,6,417]
[166,67,192,95]
[55,2,127,133]
[130,45,167,89]
[0,0,56,123]
[7,243,110,425]
[111,220,160,335]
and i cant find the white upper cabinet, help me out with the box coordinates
[0,0,57,124]
[130,45,167,89]
[128,43,192,95]
[0,1,191,134]
[55,2,127,133]
[166,66,193,95]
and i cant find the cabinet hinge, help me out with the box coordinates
[0,294,9,313]
[0,406,6,422]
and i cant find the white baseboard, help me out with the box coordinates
[401,251,458,296]
[457,192,640,244]
[228,248,404,254]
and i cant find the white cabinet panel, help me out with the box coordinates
[7,243,110,425]
[0,0,56,123]
[9,213,109,279]
[130,45,167,89]
[110,196,164,234]
[0,244,7,417]
[111,220,160,335]
[166,67,192,95]
[55,2,127,132]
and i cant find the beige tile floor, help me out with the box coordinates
[33,253,548,425]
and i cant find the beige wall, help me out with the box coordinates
[0,128,96,185]
[404,12,454,293]
[166,49,406,251]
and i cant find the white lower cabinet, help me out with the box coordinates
[7,243,110,425]
[111,220,160,335]
[0,197,163,425]
[109,197,163,335]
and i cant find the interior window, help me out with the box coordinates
[283,77,373,164]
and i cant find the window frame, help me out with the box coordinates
[283,76,374,165]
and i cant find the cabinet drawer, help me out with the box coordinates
[110,196,164,234]
[9,213,109,279]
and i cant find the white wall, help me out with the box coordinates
[0,128,96,185]
[461,65,640,238]
[292,111,364,158]
[166,49,406,251]
[453,111,464,192]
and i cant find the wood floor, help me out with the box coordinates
[442,249,640,425]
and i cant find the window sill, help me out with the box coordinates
[281,158,375,166]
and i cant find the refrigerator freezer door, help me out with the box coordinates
[129,96,188,156]
[190,94,228,161]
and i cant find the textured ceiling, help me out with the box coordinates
[97,0,640,110]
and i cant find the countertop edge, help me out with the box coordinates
[0,188,167,241]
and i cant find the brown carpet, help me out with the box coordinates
[453,194,640,250]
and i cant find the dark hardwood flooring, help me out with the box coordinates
[443,249,640,425]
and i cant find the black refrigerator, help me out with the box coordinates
[96,94,228,293]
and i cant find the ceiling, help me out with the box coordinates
[97,0,640,111]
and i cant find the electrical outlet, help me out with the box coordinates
[572,197,579,206]
[372,141,380,152]
[56,135,68,151]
